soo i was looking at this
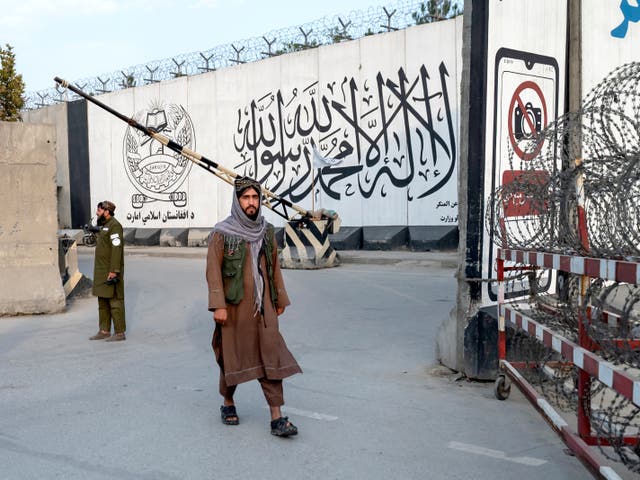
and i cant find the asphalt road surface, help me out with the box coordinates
[0,248,621,479]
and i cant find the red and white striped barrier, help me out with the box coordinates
[500,360,623,480]
[496,246,638,477]
[498,249,640,285]
[502,304,640,408]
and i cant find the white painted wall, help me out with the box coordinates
[478,0,640,306]
[86,18,463,229]
[582,0,640,96]
[481,0,568,303]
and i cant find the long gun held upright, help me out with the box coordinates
[53,77,310,221]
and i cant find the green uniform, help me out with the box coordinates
[92,216,126,334]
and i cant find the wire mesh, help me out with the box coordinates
[504,270,640,472]
[497,62,640,471]
[24,0,460,110]
[488,62,640,260]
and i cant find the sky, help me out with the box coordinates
[2,0,391,94]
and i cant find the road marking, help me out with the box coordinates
[268,406,338,421]
[447,441,547,466]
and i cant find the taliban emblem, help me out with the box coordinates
[123,103,195,208]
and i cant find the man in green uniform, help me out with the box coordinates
[89,200,126,342]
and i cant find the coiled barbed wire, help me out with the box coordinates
[504,268,640,471]
[25,0,460,110]
[488,62,640,260]
[498,62,640,472]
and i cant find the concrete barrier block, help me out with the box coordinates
[362,226,408,250]
[133,228,161,246]
[188,228,213,247]
[280,246,341,269]
[329,226,362,250]
[58,237,84,297]
[0,265,66,315]
[409,226,459,251]
[160,228,189,247]
[0,122,66,315]
[280,219,340,269]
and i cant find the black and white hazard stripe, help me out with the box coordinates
[280,219,339,268]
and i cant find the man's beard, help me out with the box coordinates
[97,213,107,225]
[243,207,259,221]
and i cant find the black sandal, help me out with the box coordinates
[220,405,239,425]
[270,416,298,437]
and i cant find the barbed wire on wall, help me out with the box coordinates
[25,0,460,110]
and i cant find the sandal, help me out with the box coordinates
[270,416,298,437]
[220,405,239,425]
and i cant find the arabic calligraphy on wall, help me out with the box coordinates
[125,209,195,225]
[232,62,457,205]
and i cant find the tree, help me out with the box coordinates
[328,19,353,44]
[328,25,352,43]
[274,39,321,56]
[412,0,462,25]
[120,71,137,89]
[0,44,25,121]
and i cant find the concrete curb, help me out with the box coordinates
[78,245,459,268]
[68,226,458,251]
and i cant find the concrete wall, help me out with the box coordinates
[582,0,640,95]
[0,121,66,315]
[440,0,640,377]
[22,103,71,228]
[438,0,569,376]
[82,19,462,232]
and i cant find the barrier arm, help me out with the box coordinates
[54,76,312,222]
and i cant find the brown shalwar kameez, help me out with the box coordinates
[206,231,301,406]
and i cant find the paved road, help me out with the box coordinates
[0,248,616,479]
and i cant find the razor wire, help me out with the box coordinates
[24,0,460,110]
[488,62,640,260]
[501,267,640,471]
[494,62,640,473]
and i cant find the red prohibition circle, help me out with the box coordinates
[507,80,548,161]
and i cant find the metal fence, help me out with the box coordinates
[25,0,460,110]
[493,62,640,473]
[489,62,640,261]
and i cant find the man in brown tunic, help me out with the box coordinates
[206,176,302,437]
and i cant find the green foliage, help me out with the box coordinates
[121,73,136,89]
[0,44,25,121]
[412,0,462,25]
[274,40,321,56]
[364,27,382,36]
[328,25,353,44]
